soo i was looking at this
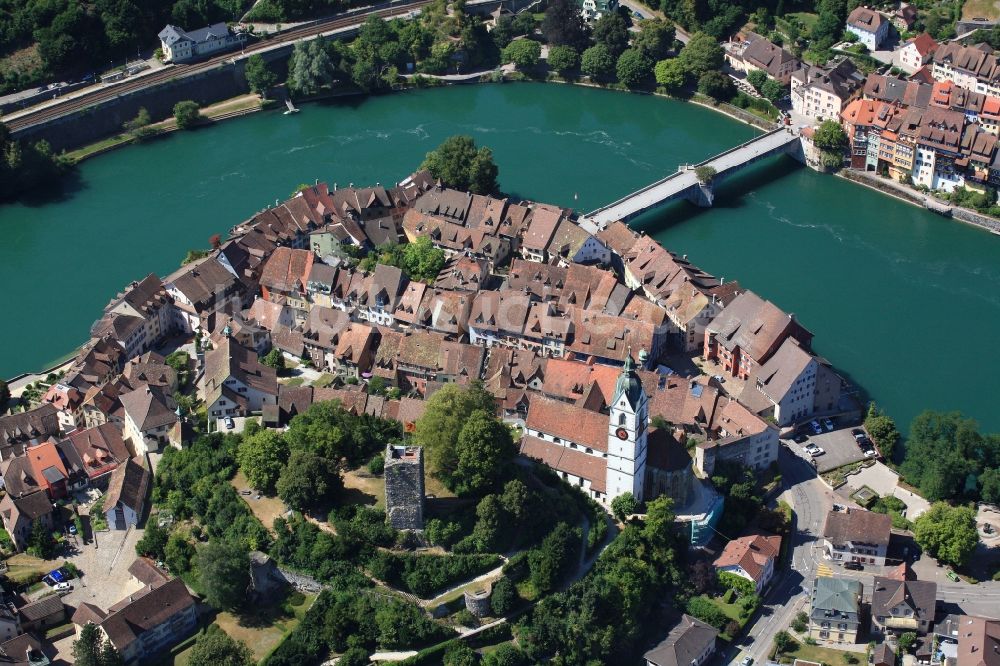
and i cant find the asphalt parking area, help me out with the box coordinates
[785,422,869,473]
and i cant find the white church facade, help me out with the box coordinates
[520,352,651,504]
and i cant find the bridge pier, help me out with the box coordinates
[686,182,715,207]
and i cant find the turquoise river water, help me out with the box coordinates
[1,82,998,433]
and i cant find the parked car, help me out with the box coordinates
[793,432,809,444]
[740,657,754,666]
[833,503,846,512]
[810,420,823,434]
[864,448,877,459]
[240,489,252,496]
[54,582,72,592]
[856,436,871,449]
[224,417,235,430]
[851,428,865,441]
[844,561,863,571]
[823,418,835,431]
[805,444,825,457]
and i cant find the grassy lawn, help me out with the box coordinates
[342,467,386,509]
[169,593,315,665]
[962,0,1000,20]
[314,373,336,388]
[784,11,819,31]
[775,640,861,665]
[230,470,288,531]
[5,553,53,585]
[280,377,305,387]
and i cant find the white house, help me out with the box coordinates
[744,337,840,426]
[157,23,245,63]
[103,458,149,530]
[846,7,890,51]
[713,534,781,593]
[118,385,178,456]
[202,337,278,422]
[898,33,937,73]
[823,508,892,566]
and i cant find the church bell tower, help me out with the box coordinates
[606,349,649,503]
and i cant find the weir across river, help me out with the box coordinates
[582,126,804,229]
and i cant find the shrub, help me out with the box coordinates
[173,100,201,130]
[685,596,727,629]
[367,454,385,475]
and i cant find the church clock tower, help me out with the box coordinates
[606,349,649,503]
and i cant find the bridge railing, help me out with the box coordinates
[586,127,794,218]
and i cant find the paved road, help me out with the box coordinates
[725,447,1000,665]
[723,449,836,665]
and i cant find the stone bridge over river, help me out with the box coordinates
[582,126,805,229]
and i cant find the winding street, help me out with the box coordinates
[722,445,1000,664]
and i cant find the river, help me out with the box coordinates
[1,82,998,432]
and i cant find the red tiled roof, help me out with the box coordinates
[520,435,606,493]
[713,534,781,583]
[525,395,608,453]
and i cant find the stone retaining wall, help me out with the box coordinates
[952,207,1000,234]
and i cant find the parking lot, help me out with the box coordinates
[784,420,870,473]
[48,527,146,663]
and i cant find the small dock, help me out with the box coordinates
[284,98,299,115]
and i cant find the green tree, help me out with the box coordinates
[864,402,899,461]
[421,135,499,194]
[611,492,637,521]
[452,411,516,496]
[616,48,653,88]
[197,540,251,610]
[173,101,201,130]
[123,107,153,140]
[72,621,123,666]
[238,430,289,494]
[0,379,8,413]
[542,0,590,50]
[695,165,717,183]
[581,44,615,81]
[443,643,478,666]
[760,78,784,104]
[135,520,168,560]
[633,20,675,60]
[337,648,371,666]
[188,625,254,666]
[697,70,735,101]
[593,12,630,57]
[482,644,529,666]
[899,632,917,652]
[774,630,796,655]
[678,32,724,77]
[501,39,541,68]
[654,58,687,90]
[288,40,337,95]
[72,623,103,666]
[746,69,767,91]
[277,449,342,512]
[245,54,278,98]
[913,502,978,567]
[814,119,848,152]
[414,383,497,481]
[260,348,285,370]
[490,576,517,615]
[547,45,580,74]
[528,522,578,593]
[165,532,196,574]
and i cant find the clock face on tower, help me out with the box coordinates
[615,428,629,440]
